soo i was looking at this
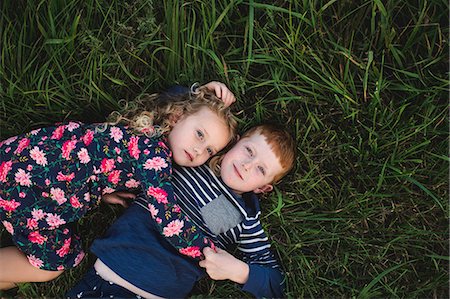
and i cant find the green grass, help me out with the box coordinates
[0,0,448,297]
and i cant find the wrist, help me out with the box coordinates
[232,261,249,284]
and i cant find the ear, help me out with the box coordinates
[253,184,273,194]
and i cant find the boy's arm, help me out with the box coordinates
[200,246,284,298]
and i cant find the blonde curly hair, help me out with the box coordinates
[109,86,238,146]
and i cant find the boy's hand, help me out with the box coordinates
[102,191,136,208]
[199,247,249,284]
[203,81,236,107]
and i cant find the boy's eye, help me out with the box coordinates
[258,166,266,175]
[196,130,204,139]
[245,146,253,156]
[207,148,213,156]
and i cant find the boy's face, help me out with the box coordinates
[168,106,231,167]
[220,132,283,194]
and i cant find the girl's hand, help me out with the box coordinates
[199,247,249,284]
[102,191,136,208]
[203,81,236,107]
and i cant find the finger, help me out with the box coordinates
[116,191,136,199]
[203,247,215,257]
[215,86,222,99]
[199,260,206,268]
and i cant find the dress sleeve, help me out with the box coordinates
[131,135,215,261]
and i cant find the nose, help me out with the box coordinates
[193,146,204,156]
[242,161,252,171]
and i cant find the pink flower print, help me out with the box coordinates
[100,158,115,173]
[61,140,77,160]
[73,251,85,267]
[84,192,91,202]
[163,219,184,237]
[110,127,123,143]
[57,265,65,271]
[158,141,169,151]
[125,179,140,188]
[143,149,150,155]
[19,192,26,198]
[117,156,123,163]
[114,147,121,154]
[51,125,66,140]
[77,148,91,164]
[156,217,162,224]
[0,161,12,183]
[31,208,45,220]
[102,187,116,194]
[70,195,82,208]
[0,197,21,212]
[14,138,30,155]
[82,129,94,146]
[128,136,141,159]
[146,187,168,204]
[2,221,14,235]
[0,135,17,146]
[30,128,41,135]
[27,164,33,171]
[29,146,48,166]
[45,179,51,185]
[50,187,67,205]
[179,246,202,258]
[172,204,181,213]
[26,218,38,230]
[143,157,168,171]
[46,213,66,229]
[28,231,47,244]
[5,147,11,153]
[56,171,75,182]
[148,203,159,219]
[15,169,32,187]
[56,237,71,257]
[41,192,49,197]
[66,122,80,132]
[107,170,121,185]
[27,255,44,268]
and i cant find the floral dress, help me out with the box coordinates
[0,122,213,271]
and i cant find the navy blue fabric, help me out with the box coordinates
[90,202,203,298]
[66,267,140,298]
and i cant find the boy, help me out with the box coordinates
[67,123,296,298]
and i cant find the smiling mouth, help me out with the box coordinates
[233,164,243,180]
[185,150,193,162]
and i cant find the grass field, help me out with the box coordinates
[0,0,448,297]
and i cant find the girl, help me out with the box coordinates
[67,123,296,298]
[0,83,237,289]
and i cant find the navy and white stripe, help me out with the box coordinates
[135,164,280,270]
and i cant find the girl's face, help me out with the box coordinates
[219,133,283,194]
[168,106,231,167]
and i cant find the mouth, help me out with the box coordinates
[184,150,193,162]
[233,164,243,180]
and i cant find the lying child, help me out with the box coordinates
[0,83,236,289]
[67,122,296,298]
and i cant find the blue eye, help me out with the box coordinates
[207,148,213,156]
[196,130,204,139]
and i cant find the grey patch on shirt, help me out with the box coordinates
[200,195,243,235]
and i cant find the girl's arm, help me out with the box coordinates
[132,137,215,260]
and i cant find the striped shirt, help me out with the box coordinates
[134,164,284,297]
